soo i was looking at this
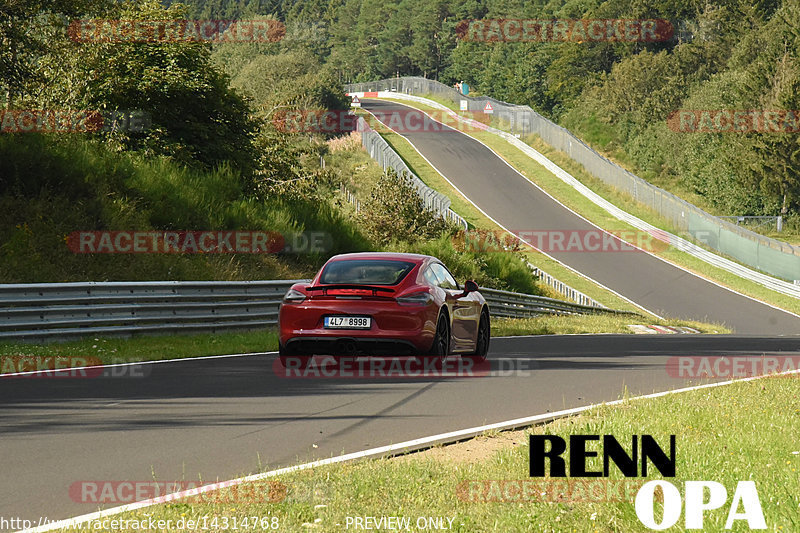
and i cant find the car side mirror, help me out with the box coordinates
[464,280,479,293]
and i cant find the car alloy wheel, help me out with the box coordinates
[466,309,490,362]
[426,311,450,367]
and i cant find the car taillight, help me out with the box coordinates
[283,288,306,303]
[396,291,433,306]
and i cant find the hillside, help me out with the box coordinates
[0,0,540,294]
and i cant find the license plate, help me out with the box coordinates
[324,316,371,329]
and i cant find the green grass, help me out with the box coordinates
[64,374,800,532]
[326,131,385,197]
[0,134,371,283]
[0,329,278,368]
[394,234,544,296]
[492,314,729,336]
[379,97,800,317]
[559,108,800,246]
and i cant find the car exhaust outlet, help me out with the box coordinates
[336,339,358,355]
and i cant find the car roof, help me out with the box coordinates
[325,252,434,265]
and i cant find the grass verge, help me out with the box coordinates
[492,314,728,336]
[378,97,800,316]
[61,373,800,531]
[0,328,278,368]
[362,105,728,323]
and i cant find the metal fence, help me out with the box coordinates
[0,280,299,342]
[357,116,468,229]
[480,287,633,319]
[339,184,362,213]
[347,77,800,282]
[0,280,632,342]
[527,265,600,308]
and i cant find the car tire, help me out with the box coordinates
[279,355,312,370]
[465,309,490,362]
[426,311,450,366]
[279,343,312,371]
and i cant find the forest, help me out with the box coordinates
[1,0,797,285]
[175,0,800,225]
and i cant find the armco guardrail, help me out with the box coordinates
[479,287,632,318]
[357,116,468,229]
[0,280,630,341]
[528,265,601,308]
[347,77,800,284]
[0,280,305,342]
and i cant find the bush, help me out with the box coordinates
[395,234,543,295]
[359,169,453,246]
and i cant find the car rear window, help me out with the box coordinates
[320,260,416,286]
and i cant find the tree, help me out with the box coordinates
[360,169,451,245]
[31,0,257,174]
[736,2,800,213]
[0,0,103,107]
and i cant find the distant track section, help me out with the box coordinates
[361,99,800,335]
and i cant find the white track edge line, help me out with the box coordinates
[20,367,800,533]
[0,351,278,378]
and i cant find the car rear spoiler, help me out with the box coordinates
[305,284,396,294]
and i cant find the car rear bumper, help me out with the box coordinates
[279,300,436,354]
[283,337,421,356]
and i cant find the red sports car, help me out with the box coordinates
[278,252,490,367]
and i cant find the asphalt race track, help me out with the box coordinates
[2,336,800,527]
[361,99,800,335]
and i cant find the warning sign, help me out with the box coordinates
[351,95,361,108]
[483,101,493,114]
